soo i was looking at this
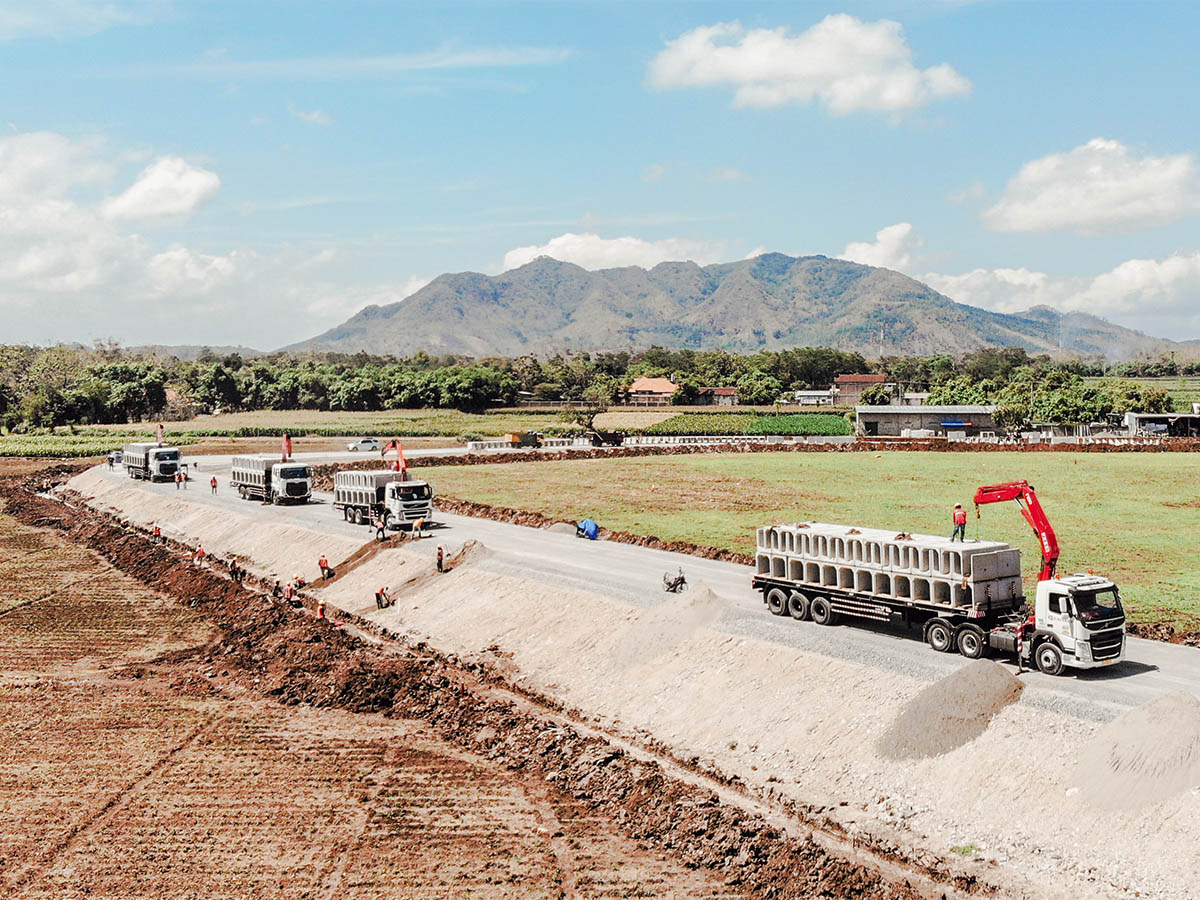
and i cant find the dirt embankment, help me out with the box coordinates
[0,467,942,900]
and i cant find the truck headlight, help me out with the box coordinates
[1075,642,1092,662]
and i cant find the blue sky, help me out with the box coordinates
[4,0,1200,348]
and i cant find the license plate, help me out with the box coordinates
[1102,659,1114,666]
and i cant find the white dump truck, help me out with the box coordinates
[122,442,183,481]
[230,455,312,504]
[332,469,434,528]
[752,521,1125,675]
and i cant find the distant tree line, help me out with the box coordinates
[0,341,1191,429]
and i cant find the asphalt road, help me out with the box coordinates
[91,458,1200,724]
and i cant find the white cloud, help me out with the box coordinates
[708,166,747,182]
[0,131,111,200]
[647,16,970,114]
[983,138,1200,234]
[839,222,922,270]
[503,232,725,271]
[102,157,220,222]
[304,276,432,320]
[0,0,163,40]
[289,105,332,126]
[642,163,667,183]
[111,45,572,79]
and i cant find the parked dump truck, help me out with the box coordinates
[332,469,434,528]
[752,520,1125,674]
[230,455,312,504]
[122,442,183,481]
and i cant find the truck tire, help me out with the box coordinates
[956,625,985,659]
[1035,642,1064,676]
[766,588,788,616]
[810,597,836,626]
[926,619,954,653]
[787,592,810,621]
[353,508,364,526]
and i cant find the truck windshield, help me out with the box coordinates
[1073,588,1123,621]
[278,467,310,479]
[394,484,431,501]
[154,450,180,461]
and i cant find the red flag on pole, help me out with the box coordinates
[282,432,292,461]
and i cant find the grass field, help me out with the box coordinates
[421,451,1200,627]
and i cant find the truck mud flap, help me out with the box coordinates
[829,598,892,623]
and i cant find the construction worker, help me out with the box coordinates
[316,598,326,620]
[181,469,189,490]
[318,554,331,579]
[152,523,161,542]
[174,472,182,490]
[413,517,425,538]
[283,581,294,602]
[194,543,206,566]
[950,503,967,542]
[1016,606,1037,674]
[436,545,444,573]
[294,573,306,589]
[210,475,217,495]
[374,517,386,542]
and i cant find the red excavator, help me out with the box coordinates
[973,481,1060,581]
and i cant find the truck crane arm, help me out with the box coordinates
[973,481,1060,581]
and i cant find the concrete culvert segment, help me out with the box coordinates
[876,660,1024,760]
[1072,691,1200,812]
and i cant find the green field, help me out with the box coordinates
[1086,376,1200,411]
[643,412,852,436]
[421,451,1200,627]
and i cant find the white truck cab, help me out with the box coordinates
[1032,574,1126,670]
[384,479,434,527]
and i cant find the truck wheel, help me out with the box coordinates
[766,588,788,616]
[353,508,364,526]
[926,619,954,653]
[1035,642,1064,676]
[787,592,810,621]
[810,597,836,626]
[956,625,985,659]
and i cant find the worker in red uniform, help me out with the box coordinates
[318,554,331,579]
[950,503,967,542]
[152,523,161,542]
[194,544,206,566]
[210,475,217,495]
[174,472,181,490]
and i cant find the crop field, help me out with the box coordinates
[0,502,744,899]
[421,451,1200,627]
[1085,376,1200,411]
[643,411,851,436]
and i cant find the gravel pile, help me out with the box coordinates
[1073,691,1200,811]
[876,660,1024,760]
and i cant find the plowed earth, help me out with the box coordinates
[0,462,939,900]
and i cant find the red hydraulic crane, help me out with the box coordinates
[973,481,1060,581]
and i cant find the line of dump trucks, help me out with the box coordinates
[120,443,1125,675]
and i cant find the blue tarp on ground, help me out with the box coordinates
[577,518,599,540]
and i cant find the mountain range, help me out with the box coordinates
[287,253,1187,361]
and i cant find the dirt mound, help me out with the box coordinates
[1072,691,1200,811]
[877,660,1024,760]
[445,539,490,571]
[546,521,578,535]
[615,581,728,670]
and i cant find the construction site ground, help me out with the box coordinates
[11,456,1200,899]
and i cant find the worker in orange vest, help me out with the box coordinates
[318,554,331,579]
[174,472,182,490]
[210,475,217,495]
[152,523,161,542]
[194,544,206,565]
[316,598,326,620]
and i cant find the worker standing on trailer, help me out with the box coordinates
[319,554,331,579]
[950,503,967,542]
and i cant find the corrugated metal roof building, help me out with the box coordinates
[855,405,998,437]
